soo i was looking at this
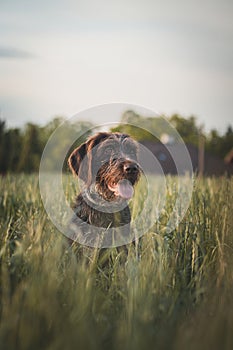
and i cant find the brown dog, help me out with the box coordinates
[67,132,140,247]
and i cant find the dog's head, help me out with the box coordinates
[68,132,140,201]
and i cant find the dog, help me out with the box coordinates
[67,132,141,248]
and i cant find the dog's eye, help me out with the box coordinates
[104,147,113,155]
[127,149,136,157]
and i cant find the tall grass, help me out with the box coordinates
[0,174,232,350]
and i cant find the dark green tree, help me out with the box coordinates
[17,123,43,172]
[206,125,233,158]
[4,128,22,172]
[169,114,200,145]
[0,120,7,173]
[111,110,169,141]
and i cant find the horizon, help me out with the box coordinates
[1,107,232,137]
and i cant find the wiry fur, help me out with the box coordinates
[68,132,140,245]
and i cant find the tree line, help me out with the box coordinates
[0,117,92,174]
[113,111,233,159]
[0,112,232,173]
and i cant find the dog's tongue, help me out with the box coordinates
[117,180,134,199]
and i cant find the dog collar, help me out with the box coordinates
[82,185,128,213]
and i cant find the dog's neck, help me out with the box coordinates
[82,184,128,213]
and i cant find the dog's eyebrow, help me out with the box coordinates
[121,138,138,155]
[119,134,129,141]
[98,139,119,147]
[122,137,137,147]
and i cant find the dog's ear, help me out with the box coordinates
[68,142,87,180]
[68,132,111,184]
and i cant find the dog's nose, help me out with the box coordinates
[123,163,139,174]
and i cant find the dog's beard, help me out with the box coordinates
[95,161,140,201]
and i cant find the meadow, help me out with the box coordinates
[0,174,232,350]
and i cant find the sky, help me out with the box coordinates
[0,0,233,134]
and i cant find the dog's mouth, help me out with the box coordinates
[108,179,134,200]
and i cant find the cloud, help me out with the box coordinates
[0,46,36,59]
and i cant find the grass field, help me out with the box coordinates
[0,174,233,350]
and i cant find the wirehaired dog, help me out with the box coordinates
[67,132,140,247]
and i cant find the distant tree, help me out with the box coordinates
[4,128,22,172]
[206,125,233,158]
[17,123,43,172]
[111,110,169,141]
[205,129,221,156]
[169,114,200,145]
[111,111,203,145]
[0,119,5,143]
[40,116,66,145]
[38,117,93,172]
[0,112,231,173]
[0,120,7,173]
[0,117,94,173]
[222,126,233,156]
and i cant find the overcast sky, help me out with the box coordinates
[0,0,233,133]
